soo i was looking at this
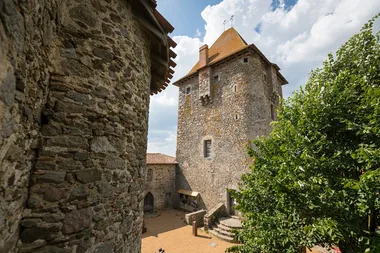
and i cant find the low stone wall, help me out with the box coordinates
[203,203,228,231]
[185,209,206,227]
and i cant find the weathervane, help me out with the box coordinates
[223,20,227,31]
[230,15,235,27]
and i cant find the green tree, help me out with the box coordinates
[228,14,380,253]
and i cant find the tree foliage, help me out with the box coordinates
[229,14,380,253]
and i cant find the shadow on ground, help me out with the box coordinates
[143,209,189,238]
[142,209,237,253]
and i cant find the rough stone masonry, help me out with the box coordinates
[174,28,287,212]
[0,0,175,252]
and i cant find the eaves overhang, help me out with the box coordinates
[130,0,177,95]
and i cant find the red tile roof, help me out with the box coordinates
[146,153,177,165]
[188,28,248,76]
[173,27,288,85]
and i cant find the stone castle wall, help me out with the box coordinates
[0,0,62,250]
[176,52,282,211]
[145,164,176,211]
[245,55,283,140]
[0,0,153,252]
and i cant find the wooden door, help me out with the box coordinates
[144,192,154,213]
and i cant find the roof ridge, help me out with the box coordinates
[174,27,249,83]
[146,153,177,165]
[223,27,247,45]
[173,27,288,86]
[147,152,175,156]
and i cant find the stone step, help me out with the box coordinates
[218,217,242,229]
[212,225,235,237]
[209,228,235,243]
[215,222,235,232]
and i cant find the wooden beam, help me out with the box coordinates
[134,13,167,45]
[169,59,177,68]
[152,54,169,69]
[154,9,174,33]
[166,72,173,79]
[169,50,177,59]
[168,36,177,48]
[134,0,166,36]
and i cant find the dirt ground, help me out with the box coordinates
[141,209,337,253]
[142,209,237,253]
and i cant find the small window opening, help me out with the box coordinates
[264,73,267,83]
[204,140,212,158]
[213,75,219,83]
[235,114,239,120]
[233,85,237,93]
[147,168,153,181]
[186,87,191,94]
[270,104,275,120]
[243,57,248,63]
[40,113,49,126]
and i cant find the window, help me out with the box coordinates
[243,57,248,63]
[147,168,153,181]
[270,104,275,120]
[263,73,267,83]
[233,85,237,93]
[235,114,239,120]
[186,87,191,94]
[213,75,219,83]
[204,140,212,158]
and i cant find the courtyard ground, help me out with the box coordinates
[142,209,236,253]
[141,209,338,253]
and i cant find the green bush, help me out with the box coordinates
[228,14,380,253]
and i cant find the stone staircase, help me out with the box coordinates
[209,216,242,243]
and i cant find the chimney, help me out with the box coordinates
[199,44,209,68]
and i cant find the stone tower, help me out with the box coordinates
[173,28,287,212]
[0,0,175,252]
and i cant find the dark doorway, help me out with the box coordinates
[164,192,171,208]
[228,190,238,216]
[144,192,154,213]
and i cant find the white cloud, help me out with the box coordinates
[150,92,177,107]
[195,29,202,37]
[202,0,272,46]
[149,0,380,156]
[147,130,177,156]
[148,35,202,156]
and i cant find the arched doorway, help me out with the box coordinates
[144,192,154,213]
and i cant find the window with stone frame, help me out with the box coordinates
[213,74,220,83]
[243,57,248,63]
[147,168,153,181]
[204,140,212,158]
[186,87,191,94]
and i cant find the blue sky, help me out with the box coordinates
[148,0,380,156]
[158,0,299,37]
[157,0,221,36]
